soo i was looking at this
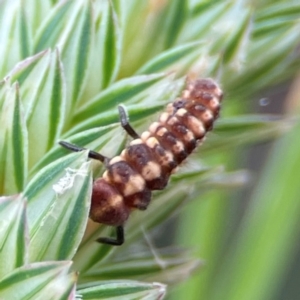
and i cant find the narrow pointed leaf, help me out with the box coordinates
[136,42,203,75]
[84,248,201,284]
[24,151,92,261]
[0,83,28,194]
[78,280,166,300]
[0,195,27,280]
[73,73,166,124]
[67,103,164,137]
[13,49,66,169]
[97,0,121,89]
[35,0,93,107]
[0,0,31,76]
[162,0,188,48]
[0,261,76,299]
[31,124,123,174]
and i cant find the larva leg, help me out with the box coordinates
[59,141,108,164]
[118,105,140,139]
[96,225,124,246]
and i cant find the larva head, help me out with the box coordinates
[90,178,130,226]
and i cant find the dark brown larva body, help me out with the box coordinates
[89,78,223,228]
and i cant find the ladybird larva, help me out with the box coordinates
[59,78,223,245]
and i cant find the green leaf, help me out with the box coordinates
[10,49,66,169]
[136,41,204,75]
[35,0,93,107]
[78,280,166,300]
[73,73,166,125]
[83,247,200,285]
[31,124,124,175]
[210,117,300,300]
[5,50,49,86]
[162,0,188,48]
[0,0,31,77]
[0,195,27,280]
[201,115,293,154]
[225,25,300,97]
[0,261,76,299]
[0,83,28,194]
[98,0,121,89]
[67,103,164,137]
[222,11,252,64]
[24,151,92,261]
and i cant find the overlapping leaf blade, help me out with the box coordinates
[0,83,27,194]
[0,195,27,280]
[0,261,76,300]
[35,0,93,107]
[0,0,31,77]
[73,73,166,125]
[31,124,124,175]
[4,48,66,169]
[24,152,92,262]
[82,247,201,285]
[78,280,166,300]
[136,41,204,75]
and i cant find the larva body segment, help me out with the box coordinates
[91,78,223,226]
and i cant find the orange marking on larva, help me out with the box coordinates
[59,77,223,246]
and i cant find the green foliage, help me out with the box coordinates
[0,0,299,299]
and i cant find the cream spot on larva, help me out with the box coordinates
[167,116,178,126]
[141,131,151,141]
[146,137,159,148]
[159,150,174,165]
[156,127,167,137]
[182,90,190,98]
[149,122,160,134]
[202,110,213,122]
[176,108,187,117]
[123,174,145,196]
[120,149,127,158]
[188,115,205,137]
[130,138,143,146]
[159,112,169,123]
[102,170,109,181]
[215,87,223,98]
[185,130,195,142]
[210,97,220,109]
[166,103,173,113]
[141,161,161,180]
[172,140,185,153]
[109,194,123,207]
[109,156,124,165]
